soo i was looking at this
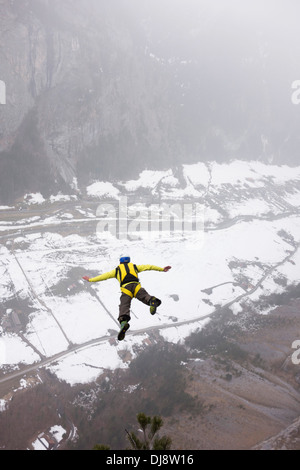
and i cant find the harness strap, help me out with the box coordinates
[121,283,141,299]
[116,263,139,286]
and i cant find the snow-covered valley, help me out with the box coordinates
[0,159,300,392]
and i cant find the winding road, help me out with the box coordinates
[0,198,299,386]
[0,232,298,386]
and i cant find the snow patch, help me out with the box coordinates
[24,193,45,205]
[86,181,120,199]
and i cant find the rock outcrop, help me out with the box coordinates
[0,0,299,203]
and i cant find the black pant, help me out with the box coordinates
[118,283,152,323]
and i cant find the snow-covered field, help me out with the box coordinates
[0,160,300,388]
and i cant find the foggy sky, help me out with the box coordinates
[1,0,300,203]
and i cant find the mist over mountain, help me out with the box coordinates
[0,0,300,203]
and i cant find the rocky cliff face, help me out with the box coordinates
[0,0,299,203]
[0,0,172,201]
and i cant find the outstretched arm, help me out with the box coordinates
[136,265,171,273]
[82,269,117,282]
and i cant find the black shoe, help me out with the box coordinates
[149,297,161,315]
[118,320,130,341]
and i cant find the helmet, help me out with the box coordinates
[120,256,130,264]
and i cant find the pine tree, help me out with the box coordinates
[126,413,172,450]
[93,444,111,450]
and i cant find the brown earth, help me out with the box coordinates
[1,299,300,450]
[163,301,300,450]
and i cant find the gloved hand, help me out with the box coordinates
[163,266,171,272]
[82,276,90,281]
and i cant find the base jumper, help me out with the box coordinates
[83,256,171,340]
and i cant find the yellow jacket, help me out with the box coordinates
[89,264,164,286]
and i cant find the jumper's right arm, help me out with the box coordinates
[83,269,117,282]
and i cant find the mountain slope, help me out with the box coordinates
[0,159,300,448]
[1,0,300,203]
